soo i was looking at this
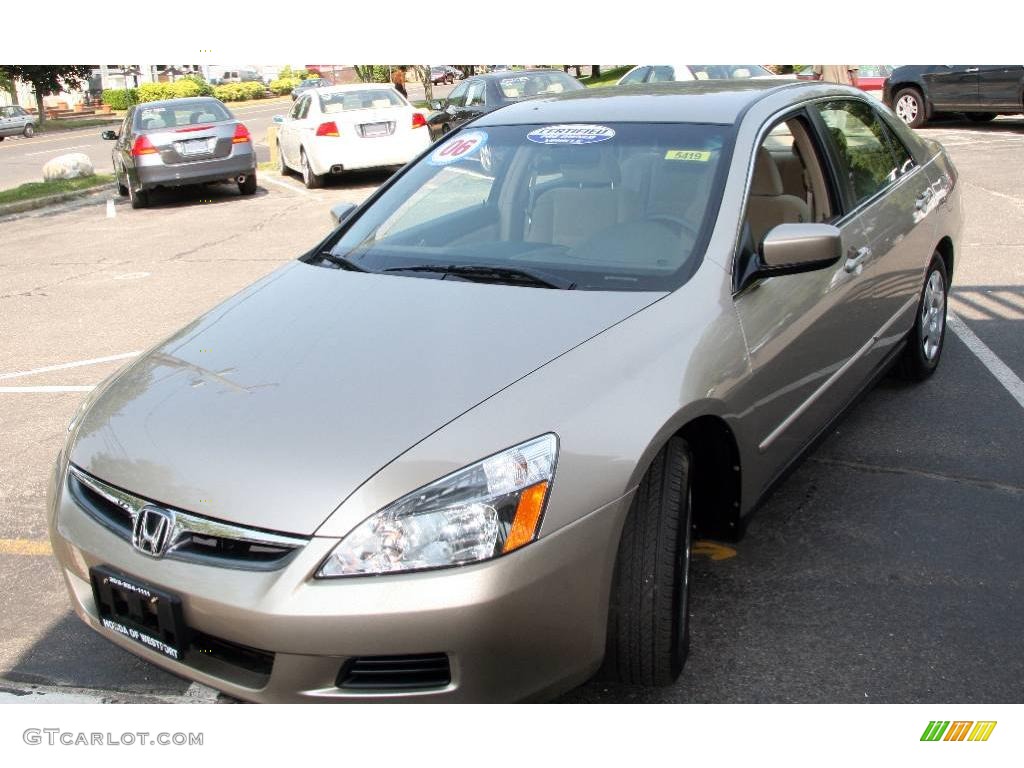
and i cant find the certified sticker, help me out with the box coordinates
[429,130,488,165]
[527,124,616,145]
[665,149,713,162]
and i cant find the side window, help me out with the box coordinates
[876,118,915,176]
[465,81,486,107]
[296,96,311,120]
[289,98,304,120]
[446,80,470,106]
[648,66,675,83]
[620,67,650,85]
[813,99,903,207]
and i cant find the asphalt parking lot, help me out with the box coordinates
[1,116,1022,704]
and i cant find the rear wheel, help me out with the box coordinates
[897,253,948,381]
[116,165,129,196]
[277,141,289,175]
[967,112,997,123]
[300,149,323,189]
[894,87,926,128]
[23,123,35,138]
[128,182,149,209]
[238,171,257,195]
[603,436,693,686]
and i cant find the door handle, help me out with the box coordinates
[915,188,933,210]
[965,67,979,73]
[845,246,872,273]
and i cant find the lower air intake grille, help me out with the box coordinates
[337,653,451,691]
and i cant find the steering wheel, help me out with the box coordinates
[645,214,700,241]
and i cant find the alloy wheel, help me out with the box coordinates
[921,269,946,361]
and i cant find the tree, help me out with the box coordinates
[413,66,432,102]
[1,65,92,124]
[591,65,601,79]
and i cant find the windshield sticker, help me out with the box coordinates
[665,149,713,162]
[429,130,488,165]
[527,124,616,145]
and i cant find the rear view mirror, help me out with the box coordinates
[445,104,457,115]
[760,223,842,272]
[429,100,443,111]
[329,202,357,225]
[100,130,118,140]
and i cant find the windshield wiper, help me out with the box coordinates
[384,264,575,289]
[311,250,368,272]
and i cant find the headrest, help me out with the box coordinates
[751,146,784,196]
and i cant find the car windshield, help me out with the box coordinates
[320,90,404,112]
[134,100,232,129]
[496,73,583,101]
[323,122,734,292]
[689,65,773,80]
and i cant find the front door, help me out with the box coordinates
[926,66,980,111]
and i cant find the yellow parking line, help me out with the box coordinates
[0,538,53,556]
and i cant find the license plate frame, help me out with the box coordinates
[360,122,390,138]
[179,138,214,156]
[90,566,188,662]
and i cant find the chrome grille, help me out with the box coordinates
[67,465,308,570]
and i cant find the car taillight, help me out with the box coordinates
[316,121,340,137]
[232,123,251,144]
[412,112,427,129]
[131,135,157,156]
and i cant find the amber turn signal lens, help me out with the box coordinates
[503,481,549,553]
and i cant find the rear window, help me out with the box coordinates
[320,90,405,113]
[689,65,773,80]
[325,122,735,292]
[134,100,232,130]
[496,73,582,101]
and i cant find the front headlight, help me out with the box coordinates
[316,434,557,577]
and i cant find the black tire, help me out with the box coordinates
[603,436,693,686]
[277,142,289,176]
[238,171,257,195]
[967,112,997,123]
[897,253,948,381]
[893,87,926,129]
[0,136,5,142]
[23,123,35,138]
[300,149,323,189]
[128,183,149,209]
[116,165,129,197]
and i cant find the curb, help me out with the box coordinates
[0,182,116,217]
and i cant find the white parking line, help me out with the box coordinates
[0,385,94,393]
[260,175,311,195]
[948,313,1024,410]
[0,351,140,381]
[23,143,91,157]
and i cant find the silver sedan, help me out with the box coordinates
[50,81,961,702]
[0,104,38,139]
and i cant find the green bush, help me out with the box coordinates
[101,88,137,110]
[179,74,214,96]
[212,82,265,102]
[135,79,207,103]
[269,76,302,95]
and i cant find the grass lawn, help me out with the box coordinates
[37,117,120,133]
[580,66,633,88]
[0,174,115,205]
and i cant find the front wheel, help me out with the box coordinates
[603,436,693,686]
[23,123,35,138]
[893,87,926,129]
[897,254,948,381]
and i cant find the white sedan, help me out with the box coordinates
[617,64,793,85]
[274,84,432,188]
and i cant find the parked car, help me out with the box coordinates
[52,80,961,703]
[0,104,38,139]
[273,83,431,188]
[426,68,584,139]
[617,64,789,85]
[431,66,456,85]
[100,96,257,209]
[797,65,893,93]
[883,65,1024,128]
[291,77,330,101]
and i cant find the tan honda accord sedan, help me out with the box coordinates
[49,81,962,702]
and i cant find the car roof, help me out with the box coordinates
[132,96,226,110]
[473,80,813,126]
[476,68,571,81]
[316,83,400,94]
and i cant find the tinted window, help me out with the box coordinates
[465,81,486,107]
[689,65,773,80]
[134,99,232,129]
[326,122,734,292]
[619,67,650,84]
[320,90,404,112]
[446,80,470,105]
[814,99,904,206]
[496,72,582,100]
[648,66,675,83]
[296,96,312,120]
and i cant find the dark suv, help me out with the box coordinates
[884,65,1024,128]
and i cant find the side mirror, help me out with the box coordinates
[429,100,443,111]
[329,202,357,225]
[101,129,118,140]
[445,104,458,115]
[760,223,842,273]
[273,115,285,124]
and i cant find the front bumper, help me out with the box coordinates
[48,465,630,702]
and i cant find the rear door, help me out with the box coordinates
[925,66,980,111]
[281,95,310,166]
[976,65,1024,111]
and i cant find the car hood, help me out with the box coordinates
[70,262,662,535]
